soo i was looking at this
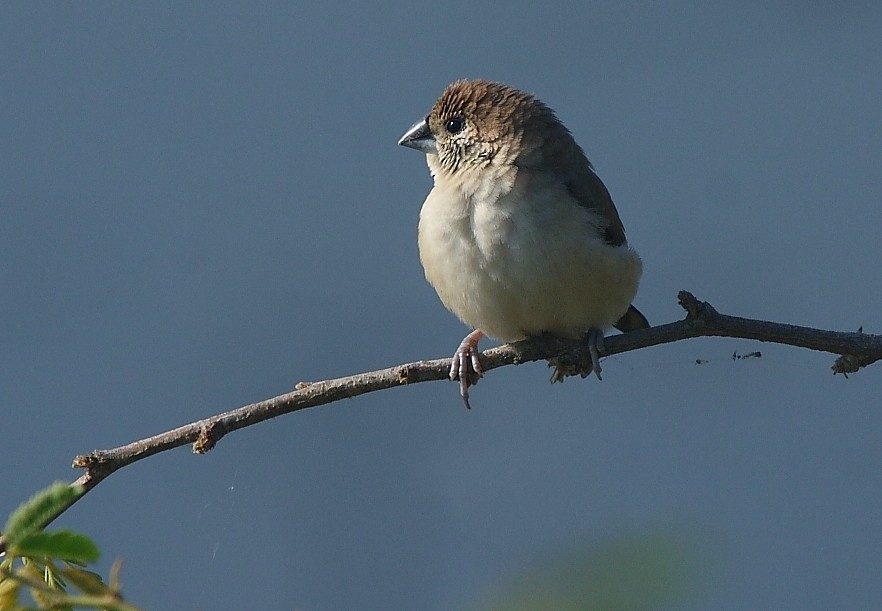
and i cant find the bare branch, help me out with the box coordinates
[1,291,878,554]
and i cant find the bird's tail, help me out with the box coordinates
[614,304,649,332]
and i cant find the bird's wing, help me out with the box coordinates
[562,161,627,247]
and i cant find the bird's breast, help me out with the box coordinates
[417,171,642,342]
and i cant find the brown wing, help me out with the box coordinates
[534,119,628,247]
[562,160,627,247]
[513,106,628,245]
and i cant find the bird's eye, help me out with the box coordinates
[445,117,466,134]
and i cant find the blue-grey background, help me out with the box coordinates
[3,2,881,609]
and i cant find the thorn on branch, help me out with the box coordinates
[193,421,226,454]
[677,290,697,317]
[72,451,114,485]
[677,291,719,323]
[397,365,413,384]
[832,353,874,377]
[72,453,97,470]
[832,326,878,377]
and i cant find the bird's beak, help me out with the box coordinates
[398,118,437,154]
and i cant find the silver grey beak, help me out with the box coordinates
[398,118,437,154]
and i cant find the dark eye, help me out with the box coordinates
[445,117,465,134]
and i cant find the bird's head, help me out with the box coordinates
[399,80,568,184]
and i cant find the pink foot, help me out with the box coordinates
[450,329,485,409]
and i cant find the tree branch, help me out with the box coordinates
[1,291,879,553]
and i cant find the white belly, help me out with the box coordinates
[417,170,642,342]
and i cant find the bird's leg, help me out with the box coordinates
[450,329,485,409]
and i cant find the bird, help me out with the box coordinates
[398,79,648,408]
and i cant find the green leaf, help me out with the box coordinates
[3,483,84,546]
[14,531,100,564]
[59,566,109,596]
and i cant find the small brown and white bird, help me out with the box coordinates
[398,80,648,407]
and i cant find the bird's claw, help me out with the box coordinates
[549,328,605,382]
[587,328,604,380]
[450,330,485,408]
